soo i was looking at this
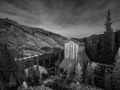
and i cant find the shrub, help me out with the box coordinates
[70,83,103,90]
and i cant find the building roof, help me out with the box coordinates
[59,52,90,70]
[79,52,90,63]
[55,59,62,67]
[59,58,76,70]
[65,38,85,45]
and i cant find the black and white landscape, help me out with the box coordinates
[0,0,120,90]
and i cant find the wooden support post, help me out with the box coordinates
[55,67,56,76]
[42,59,43,66]
[49,56,51,67]
[58,67,60,77]
[43,59,46,68]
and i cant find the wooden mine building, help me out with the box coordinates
[55,38,90,76]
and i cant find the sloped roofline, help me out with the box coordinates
[65,38,85,45]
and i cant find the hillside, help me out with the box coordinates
[79,34,104,42]
[0,18,67,58]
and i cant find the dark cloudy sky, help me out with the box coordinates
[0,0,120,38]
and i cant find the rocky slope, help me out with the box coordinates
[0,18,67,57]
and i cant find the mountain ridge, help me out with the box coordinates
[0,18,108,58]
[0,18,67,58]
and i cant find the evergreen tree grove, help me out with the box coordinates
[102,9,115,64]
[0,43,16,82]
[114,29,120,54]
[75,63,83,83]
[35,58,40,82]
[112,48,120,89]
[67,64,74,80]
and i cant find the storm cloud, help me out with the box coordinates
[0,0,120,37]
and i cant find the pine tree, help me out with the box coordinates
[35,65,40,82]
[48,55,51,67]
[43,59,46,67]
[75,63,83,83]
[0,43,16,82]
[102,9,115,64]
[85,63,91,84]
[57,51,63,65]
[17,60,25,84]
[85,63,97,86]
[91,40,99,61]
[35,57,40,82]
[29,59,34,68]
[67,64,74,80]
[112,48,120,89]
[58,51,62,61]
[9,74,16,87]
[104,68,111,90]
[83,37,88,54]
[28,67,35,83]
[115,30,120,54]
[97,38,103,62]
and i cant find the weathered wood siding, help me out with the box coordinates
[78,44,85,53]
[65,40,85,60]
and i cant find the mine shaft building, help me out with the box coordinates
[55,38,90,77]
